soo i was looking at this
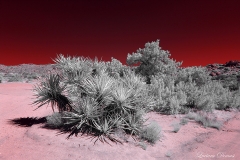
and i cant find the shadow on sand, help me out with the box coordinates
[8,117,47,127]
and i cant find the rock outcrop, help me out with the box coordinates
[204,60,240,91]
[205,60,240,77]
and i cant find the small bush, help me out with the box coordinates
[140,121,161,144]
[26,73,38,80]
[180,118,189,125]
[171,122,181,133]
[230,89,240,109]
[149,75,188,114]
[174,66,212,88]
[212,74,240,92]
[126,39,182,84]
[7,73,23,82]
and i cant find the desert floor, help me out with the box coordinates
[1,81,240,160]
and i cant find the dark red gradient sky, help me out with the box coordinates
[1,0,240,67]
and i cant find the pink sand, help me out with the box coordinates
[1,82,240,160]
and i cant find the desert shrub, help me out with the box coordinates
[139,121,161,144]
[193,92,216,112]
[197,81,232,111]
[180,118,189,125]
[212,74,240,92]
[0,72,4,82]
[174,79,199,110]
[7,73,23,82]
[148,74,188,114]
[171,122,181,133]
[105,57,131,79]
[31,42,240,146]
[185,111,222,130]
[153,76,203,114]
[21,72,38,82]
[149,65,221,114]
[22,72,29,79]
[53,54,96,85]
[26,73,38,80]
[229,89,240,109]
[173,78,234,112]
[174,66,212,88]
[33,54,157,144]
[148,67,233,114]
[223,75,240,91]
[126,40,182,84]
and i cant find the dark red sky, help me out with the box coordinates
[0,0,240,67]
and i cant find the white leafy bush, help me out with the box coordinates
[149,75,188,114]
[140,121,161,144]
[174,66,212,88]
[126,40,182,84]
[33,54,158,144]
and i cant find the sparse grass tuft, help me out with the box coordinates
[185,111,222,130]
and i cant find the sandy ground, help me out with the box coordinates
[1,82,240,160]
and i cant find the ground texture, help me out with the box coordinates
[1,82,240,160]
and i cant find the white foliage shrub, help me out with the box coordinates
[174,66,212,88]
[126,40,182,84]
